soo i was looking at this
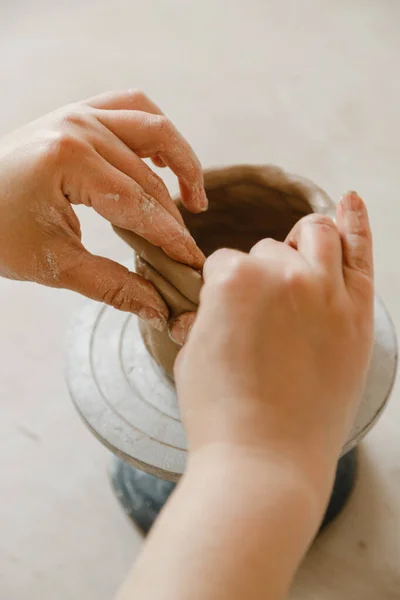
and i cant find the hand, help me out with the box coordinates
[0,89,206,329]
[175,192,374,497]
[118,195,373,600]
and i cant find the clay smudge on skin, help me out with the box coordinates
[132,195,158,235]
[29,252,48,284]
[126,277,168,318]
[33,204,68,230]
[104,193,120,202]
[45,249,60,281]
[141,312,167,331]
[29,249,60,284]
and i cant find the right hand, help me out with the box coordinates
[175,192,374,499]
[0,89,206,329]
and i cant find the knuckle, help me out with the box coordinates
[283,266,308,292]
[302,213,336,231]
[217,257,261,296]
[150,172,168,197]
[127,88,148,105]
[251,237,278,253]
[155,115,174,137]
[43,131,85,163]
[101,283,130,311]
[58,108,88,129]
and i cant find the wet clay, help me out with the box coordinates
[114,227,202,306]
[114,164,334,379]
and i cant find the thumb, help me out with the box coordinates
[63,247,168,330]
[169,311,197,345]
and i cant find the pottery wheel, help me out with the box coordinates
[66,295,397,482]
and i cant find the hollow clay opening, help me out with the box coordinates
[179,177,314,256]
[137,165,333,380]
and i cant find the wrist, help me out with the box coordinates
[186,441,336,521]
[176,444,330,598]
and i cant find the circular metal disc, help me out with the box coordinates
[66,295,397,481]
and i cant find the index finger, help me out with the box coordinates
[65,151,205,269]
[336,191,374,292]
[94,109,208,213]
[83,89,167,169]
[83,89,164,113]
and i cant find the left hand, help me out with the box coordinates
[0,89,206,327]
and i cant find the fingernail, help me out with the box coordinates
[340,192,365,233]
[190,181,208,212]
[169,313,195,345]
[199,189,208,211]
[179,229,206,268]
[138,307,167,331]
[340,190,362,210]
[169,320,185,345]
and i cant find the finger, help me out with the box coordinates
[62,246,168,329]
[83,89,168,170]
[93,125,184,224]
[250,237,298,263]
[169,311,197,346]
[285,213,343,277]
[64,153,205,269]
[94,109,208,213]
[83,89,164,113]
[203,248,244,283]
[336,191,373,285]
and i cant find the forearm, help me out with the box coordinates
[115,447,333,600]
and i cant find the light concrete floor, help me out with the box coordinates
[1,1,400,598]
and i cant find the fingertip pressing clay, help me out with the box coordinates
[114,164,334,379]
[67,164,397,483]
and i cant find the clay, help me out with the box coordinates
[135,257,197,316]
[114,164,334,380]
[113,227,202,306]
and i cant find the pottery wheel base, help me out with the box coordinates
[66,295,397,480]
[110,450,357,535]
[66,294,396,535]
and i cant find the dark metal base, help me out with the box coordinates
[110,448,357,535]
[319,448,357,532]
[110,461,175,534]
